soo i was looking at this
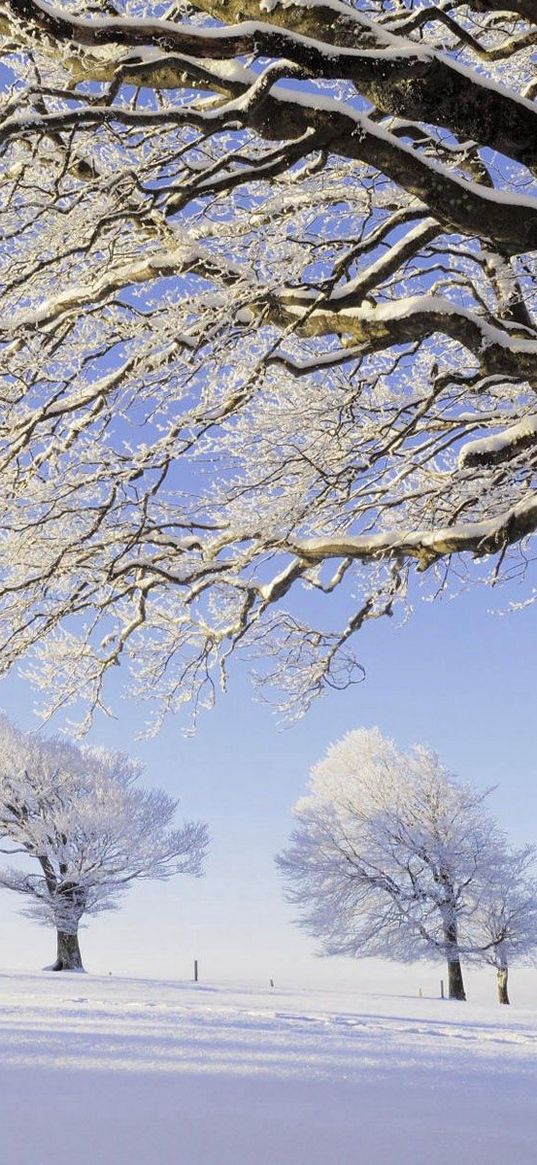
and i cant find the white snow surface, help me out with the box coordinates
[0,970,535,1164]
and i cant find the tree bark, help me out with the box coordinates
[497,967,510,1006]
[49,929,84,971]
[447,957,466,1001]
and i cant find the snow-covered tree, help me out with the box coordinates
[277,727,504,1000]
[0,717,208,970]
[0,3,536,728]
[469,845,537,1005]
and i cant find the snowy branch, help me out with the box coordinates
[0,0,536,725]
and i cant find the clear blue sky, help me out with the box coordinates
[0,581,534,996]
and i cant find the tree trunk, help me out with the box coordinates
[497,966,510,1006]
[442,913,466,1001]
[49,929,84,971]
[447,957,466,1001]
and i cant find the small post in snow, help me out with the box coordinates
[194,959,199,983]
[440,979,445,1000]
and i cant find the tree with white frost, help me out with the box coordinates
[0,717,208,970]
[0,2,537,727]
[277,727,505,1000]
[469,844,537,1005]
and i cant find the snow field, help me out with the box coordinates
[0,971,535,1164]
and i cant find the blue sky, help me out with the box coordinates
[0,578,534,995]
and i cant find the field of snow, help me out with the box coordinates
[0,970,535,1164]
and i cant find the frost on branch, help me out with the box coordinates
[0,0,536,726]
[0,716,209,969]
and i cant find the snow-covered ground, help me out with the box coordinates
[0,970,535,1164]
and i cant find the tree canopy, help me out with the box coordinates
[1,0,536,726]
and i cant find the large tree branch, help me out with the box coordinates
[2,81,536,254]
[289,491,537,571]
[277,294,537,383]
[4,0,537,173]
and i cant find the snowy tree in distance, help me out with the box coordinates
[0,717,208,970]
[277,727,515,1001]
[0,2,536,728]
[469,844,537,1005]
